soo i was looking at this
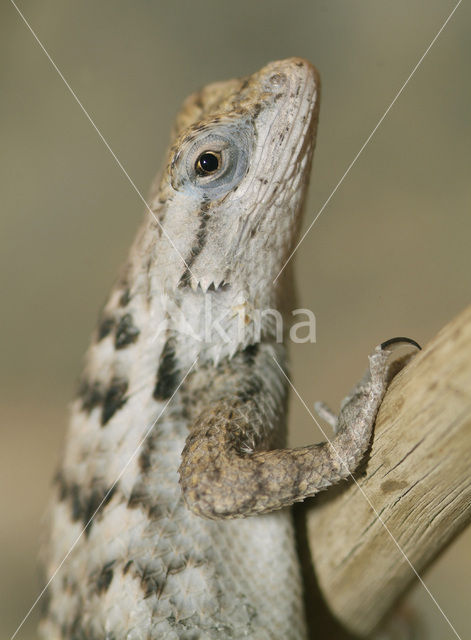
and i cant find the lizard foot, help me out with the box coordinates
[332,336,421,473]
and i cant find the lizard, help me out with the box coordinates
[40,57,419,639]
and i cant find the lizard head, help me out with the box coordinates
[148,57,320,310]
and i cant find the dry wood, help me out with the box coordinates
[306,304,471,637]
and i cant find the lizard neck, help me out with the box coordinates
[108,214,292,368]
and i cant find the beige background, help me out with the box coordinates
[1,1,470,638]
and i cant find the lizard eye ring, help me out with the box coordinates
[195,151,221,176]
[170,122,253,198]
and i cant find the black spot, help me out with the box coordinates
[101,377,128,426]
[119,289,131,307]
[66,615,111,640]
[295,61,304,67]
[39,572,51,619]
[128,484,149,508]
[138,431,161,473]
[96,561,114,593]
[239,377,262,402]
[69,484,82,520]
[97,316,115,341]
[148,503,167,521]
[123,560,133,575]
[115,313,140,349]
[242,343,259,366]
[179,207,210,287]
[139,564,166,599]
[69,483,117,535]
[78,379,105,414]
[190,212,210,257]
[55,470,68,501]
[139,447,152,472]
[179,268,191,287]
[153,339,180,401]
[69,613,85,640]
[57,473,116,534]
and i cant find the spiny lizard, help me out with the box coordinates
[40,58,418,639]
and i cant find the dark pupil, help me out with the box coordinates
[196,152,219,175]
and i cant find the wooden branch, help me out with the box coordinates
[305,304,471,637]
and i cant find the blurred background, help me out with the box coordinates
[1,1,469,638]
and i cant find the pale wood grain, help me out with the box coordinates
[306,305,471,637]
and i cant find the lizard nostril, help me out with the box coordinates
[269,73,286,88]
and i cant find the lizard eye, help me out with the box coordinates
[195,151,221,176]
[171,122,253,198]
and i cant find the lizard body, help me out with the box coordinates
[41,58,413,639]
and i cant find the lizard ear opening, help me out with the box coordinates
[170,121,254,200]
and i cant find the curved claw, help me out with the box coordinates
[380,336,421,351]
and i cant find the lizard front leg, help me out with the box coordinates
[179,339,419,519]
